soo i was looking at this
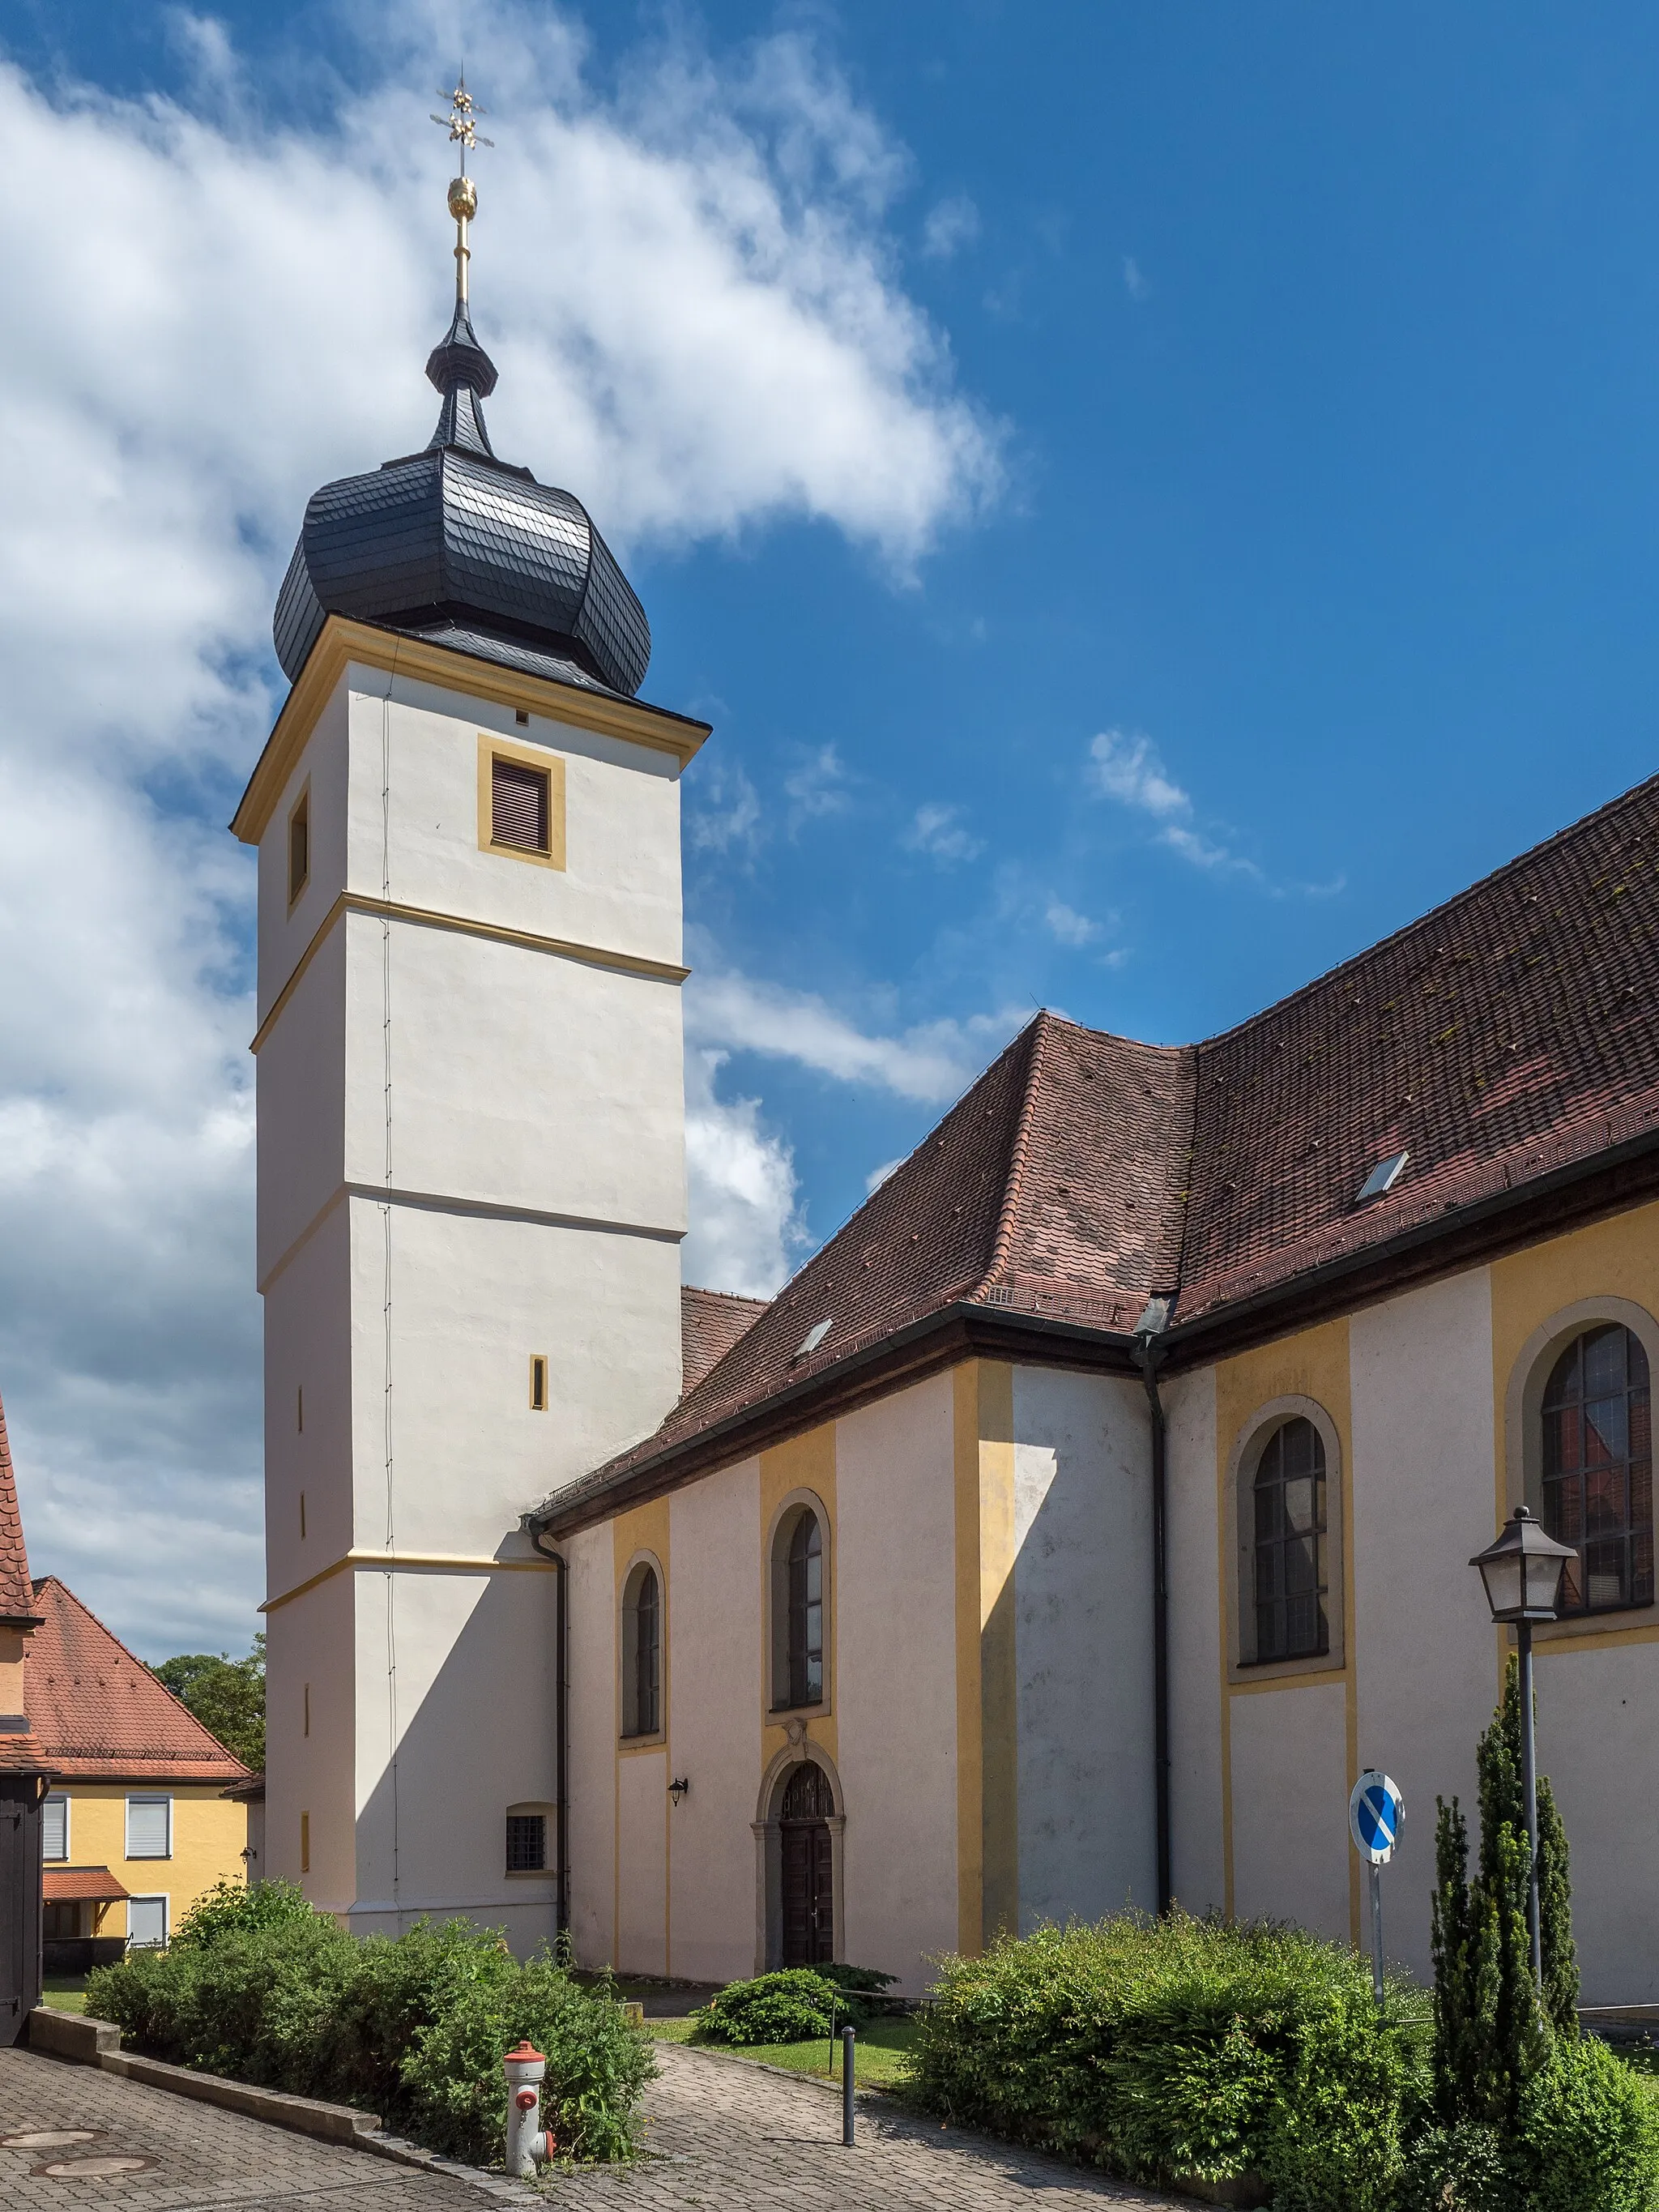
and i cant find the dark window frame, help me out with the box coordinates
[288,786,310,906]
[621,1562,662,1739]
[785,1513,825,1710]
[505,1812,547,1873]
[1542,1323,1654,1616]
[1250,1416,1330,1664]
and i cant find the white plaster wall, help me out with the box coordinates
[836,1375,960,1992]
[665,1459,762,1985]
[617,1751,668,1976]
[1011,1366,1158,1927]
[263,1202,352,1608]
[1350,1269,1497,1982]
[340,914,685,1234]
[1164,1365,1226,1916]
[1230,1680,1350,1937]
[348,1564,559,1941]
[1536,1642,1659,2004]
[344,675,684,969]
[565,1525,616,1969]
[256,931,346,1279]
[255,673,349,1026]
[265,1575,356,1911]
[345,1197,680,1557]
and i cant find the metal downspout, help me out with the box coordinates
[1134,1303,1174,1915]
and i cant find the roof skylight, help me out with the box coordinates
[1355,1151,1410,1204]
[794,1319,833,1361]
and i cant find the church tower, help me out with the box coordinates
[233,91,706,1939]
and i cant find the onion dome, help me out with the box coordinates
[273,143,650,699]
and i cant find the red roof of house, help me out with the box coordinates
[44,1867,130,1903]
[542,771,1659,1528]
[0,1387,38,1625]
[681,1286,767,1392]
[24,1578,250,1785]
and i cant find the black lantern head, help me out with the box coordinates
[1470,1505,1575,1623]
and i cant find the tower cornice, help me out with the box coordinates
[233,614,710,846]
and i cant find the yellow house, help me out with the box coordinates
[28,1577,250,1966]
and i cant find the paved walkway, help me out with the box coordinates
[548,2043,1200,2212]
[1,2036,1208,2212]
[0,2046,491,2212]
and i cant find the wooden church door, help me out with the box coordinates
[778,1761,834,1966]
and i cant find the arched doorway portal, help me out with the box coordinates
[778,1761,834,1965]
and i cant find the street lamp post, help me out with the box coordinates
[1469,1505,1576,1986]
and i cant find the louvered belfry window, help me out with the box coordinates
[491,756,550,853]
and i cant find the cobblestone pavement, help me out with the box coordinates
[546,2043,1198,2212]
[0,2047,492,2212]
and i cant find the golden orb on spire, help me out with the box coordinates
[447,174,478,222]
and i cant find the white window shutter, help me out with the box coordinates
[127,1896,168,1947]
[126,1797,171,1859]
[41,1796,67,1861]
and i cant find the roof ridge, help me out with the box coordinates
[1196,769,1659,1051]
[682,1284,768,1308]
[971,1012,1051,1300]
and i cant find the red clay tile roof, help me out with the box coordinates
[540,771,1659,1525]
[44,1867,130,1903]
[0,1387,38,1625]
[24,1578,250,1785]
[681,1286,766,1393]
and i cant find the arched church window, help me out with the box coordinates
[1542,1324,1653,1614]
[621,1561,661,1737]
[786,1513,824,1709]
[1251,1416,1328,1662]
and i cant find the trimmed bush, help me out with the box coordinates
[902,1911,1427,2207]
[85,1888,650,2166]
[1398,2121,1516,2212]
[1513,2035,1659,2212]
[692,1969,846,2044]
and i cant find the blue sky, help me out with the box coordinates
[4,2,1659,1650]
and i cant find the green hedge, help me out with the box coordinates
[903,1913,1426,2208]
[84,1881,650,2166]
[904,1914,1659,2212]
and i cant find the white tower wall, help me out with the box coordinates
[249,638,697,1941]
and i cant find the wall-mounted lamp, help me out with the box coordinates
[668,1776,689,1805]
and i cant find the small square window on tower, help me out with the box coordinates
[479,737,565,869]
[288,786,310,905]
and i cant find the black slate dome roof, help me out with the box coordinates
[273,301,650,699]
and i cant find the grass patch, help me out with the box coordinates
[41,1977,88,2013]
[650,2012,916,2088]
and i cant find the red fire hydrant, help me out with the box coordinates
[504,2041,553,2176]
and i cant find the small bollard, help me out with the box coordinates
[842,2025,855,2146]
[504,2040,554,2176]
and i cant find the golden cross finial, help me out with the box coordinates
[429,76,494,308]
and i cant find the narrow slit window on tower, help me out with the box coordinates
[296,1386,304,1433]
[491,755,551,853]
[299,1490,307,1541]
[301,1812,310,1875]
[530,1355,548,1411]
[304,1684,310,1737]
[288,788,310,904]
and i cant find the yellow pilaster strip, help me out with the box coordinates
[953,1364,983,1954]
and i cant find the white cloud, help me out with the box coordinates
[0,5,1003,1652]
[923,194,980,260]
[864,1157,903,1194]
[688,970,1021,1104]
[903,801,983,865]
[1044,899,1099,946]
[1122,254,1148,301]
[783,744,852,829]
[681,1049,805,1298]
[687,756,764,856]
[1086,728,1263,879]
[1088,729,1191,819]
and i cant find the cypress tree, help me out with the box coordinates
[1429,1659,1573,2126]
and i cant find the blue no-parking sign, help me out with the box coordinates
[1350,1770,1404,1864]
